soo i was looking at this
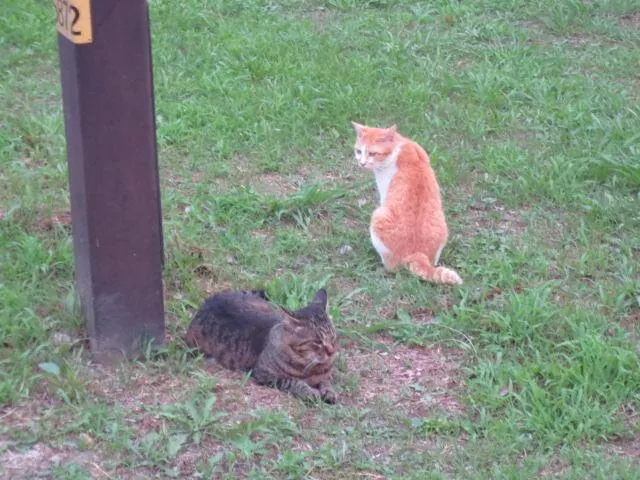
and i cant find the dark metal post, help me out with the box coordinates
[55,0,165,359]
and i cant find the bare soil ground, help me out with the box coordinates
[0,338,465,479]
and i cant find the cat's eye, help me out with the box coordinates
[355,149,362,156]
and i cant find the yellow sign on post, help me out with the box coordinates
[55,0,93,44]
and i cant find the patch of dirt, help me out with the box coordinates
[310,6,331,23]
[309,6,333,33]
[567,32,590,46]
[603,403,640,460]
[520,20,546,31]
[474,202,526,235]
[33,210,72,232]
[621,14,640,29]
[0,443,101,479]
[482,285,525,304]
[606,436,640,459]
[2,335,466,478]
[90,361,297,425]
[454,180,522,235]
[90,368,199,413]
[342,216,366,230]
[223,154,308,197]
[0,398,105,477]
[537,455,571,477]
[343,337,465,417]
[0,396,56,433]
[510,130,536,147]
[251,172,306,197]
[454,195,529,243]
[87,332,464,420]
[168,442,228,479]
[202,363,299,414]
[620,308,640,337]
[83,363,299,477]
[519,19,625,48]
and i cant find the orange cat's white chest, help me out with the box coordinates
[372,143,402,204]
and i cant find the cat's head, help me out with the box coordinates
[280,289,338,367]
[351,122,399,170]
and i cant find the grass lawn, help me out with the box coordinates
[1,0,640,478]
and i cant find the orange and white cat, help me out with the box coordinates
[351,122,462,285]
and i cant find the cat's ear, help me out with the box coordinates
[382,124,397,141]
[311,288,328,310]
[281,309,306,328]
[351,121,365,136]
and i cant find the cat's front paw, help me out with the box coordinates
[320,385,337,404]
[301,386,322,403]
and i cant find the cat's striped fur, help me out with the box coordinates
[185,289,337,403]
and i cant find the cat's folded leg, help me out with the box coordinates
[279,378,323,402]
[381,253,400,271]
[251,367,322,402]
[370,210,398,270]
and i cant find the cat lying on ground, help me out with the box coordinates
[185,289,338,403]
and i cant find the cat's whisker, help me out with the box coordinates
[302,358,320,376]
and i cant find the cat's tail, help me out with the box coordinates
[404,253,463,285]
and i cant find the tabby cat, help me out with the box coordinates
[185,289,338,403]
[351,122,462,285]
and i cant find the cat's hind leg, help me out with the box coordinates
[404,252,463,285]
[370,208,401,270]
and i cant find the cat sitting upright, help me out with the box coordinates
[351,122,462,285]
[185,289,338,403]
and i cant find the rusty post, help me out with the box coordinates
[55,0,165,359]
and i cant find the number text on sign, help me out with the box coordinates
[55,0,93,44]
